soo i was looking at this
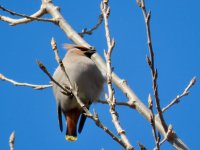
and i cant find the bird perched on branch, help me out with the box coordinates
[52,44,105,141]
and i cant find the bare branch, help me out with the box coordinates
[0,73,51,90]
[102,1,134,150]
[159,124,173,147]
[36,60,72,95]
[97,100,136,108]
[79,13,103,37]
[137,1,190,149]
[0,5,56,26]
[84,109,126,148]
[162,77,196,113]
[0,0,188,149]
[51,37,73,90]
[74,86,126,147]
[9,131,15,150]
[137,0,168,132]
[148,94,160,150]
[43,0,188,148]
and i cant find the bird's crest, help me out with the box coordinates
[63,44,96,58]
[63,44,91,51]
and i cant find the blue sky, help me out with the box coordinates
[0,0,199,149]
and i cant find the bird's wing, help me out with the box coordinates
[78,103,91,133]
[57,103,63,132]
[78,114,87,134]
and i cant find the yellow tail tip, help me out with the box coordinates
[66,135,77,142]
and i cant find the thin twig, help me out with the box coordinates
[136,0,168,132]
[136,0,168,149]
[137,142,147,150]
[85,109,126,148]
[0,5,56,25]
[0,73,52,90]
[36,60,71,94]
[97,100,136,108]
[102,1,134,150]
[51,37,72,90]
[74,85,126,148]
[148,94,160,149]
[162,77,196,113]
[79,13,103,37]
[158,124,173,147]
[9,131,15,150]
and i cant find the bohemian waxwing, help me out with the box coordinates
[52,44,105,141]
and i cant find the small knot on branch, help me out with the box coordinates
[103,0,109,4]
[136,0,144,8]
[9,131,15,144]
[118,129,126,135]
[36,60,46,71]
[120,79,127,86]
[165,124,173,140]
[0,73,5,80]
[146,55,152,67]
[148,94,153,109]
[51,37,57,50]
[9,131,15,150]
[153,69,158,80]
[137,141,147,150]
[146,11,151,23]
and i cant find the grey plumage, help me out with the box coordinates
[52,44,104,141]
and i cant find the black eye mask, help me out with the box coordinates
[83,49,96,58]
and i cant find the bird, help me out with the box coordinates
[52,44,105,142]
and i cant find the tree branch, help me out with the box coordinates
[0,0,190,149]
[42,0,189,149]
[136,0,189,149]
[162,77,196,113]
[0,5,56,25]
[137,0,168,132]
[148,94,160,150]
[101,0,134,150]
[97,100,136,108]
[79,13,103,37]
[0,73,51,90]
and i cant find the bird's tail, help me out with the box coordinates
[65,109,81,142]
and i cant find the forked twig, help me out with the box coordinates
[79,13,103,37]
[36,60,71,94]
[136,0,167,149]
[0,5,56,25]
[158,124,173,148]
[162,77,196,113]
[148,94,160,149]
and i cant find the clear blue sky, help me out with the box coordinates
[0,0,199,149]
